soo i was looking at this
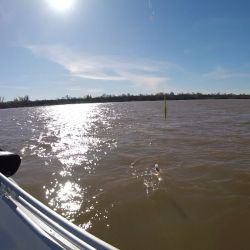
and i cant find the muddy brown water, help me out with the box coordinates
[1,99,250,249]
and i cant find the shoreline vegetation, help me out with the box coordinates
[0,93,250,109]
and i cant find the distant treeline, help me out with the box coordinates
[0,93,250,109]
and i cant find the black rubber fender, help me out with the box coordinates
[0,150,21,177]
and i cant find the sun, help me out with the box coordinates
[46,0,76,12]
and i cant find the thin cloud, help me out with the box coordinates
[25,44,174,88]
[203,67,250,80]
[0,84,29,90]
[69,87,102,94]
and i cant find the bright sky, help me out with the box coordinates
[0,0,250,100]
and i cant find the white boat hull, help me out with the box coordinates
[0,173,117,250]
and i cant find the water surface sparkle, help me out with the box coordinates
[19,103,118,221]
[2,100,250,250]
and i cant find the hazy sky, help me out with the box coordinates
[1,0,250,100]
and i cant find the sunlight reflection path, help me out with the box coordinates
[22,103,117,222]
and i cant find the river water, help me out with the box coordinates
[1,100,250,250]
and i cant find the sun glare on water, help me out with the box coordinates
[46,0,76,12]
